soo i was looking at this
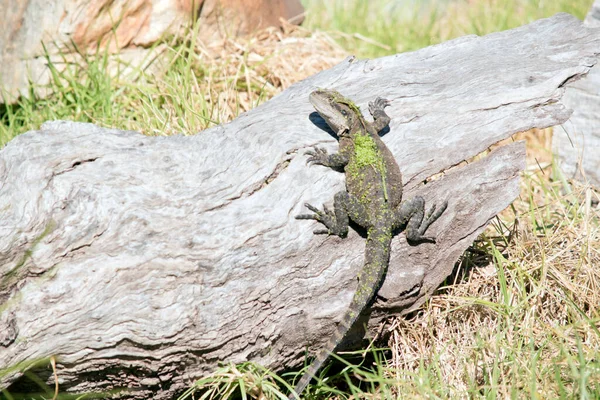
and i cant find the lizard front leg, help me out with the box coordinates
[394,196,448,243]
[296,191,368,237]
[305,147,349,169]
[368,97,391,132]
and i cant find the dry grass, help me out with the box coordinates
[192,21,346,112]
[0,21,347,143]
[386,129,600,397]
[125,20,347,136]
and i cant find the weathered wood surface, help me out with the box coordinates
[554,1,600,187]
[0,13,598,399]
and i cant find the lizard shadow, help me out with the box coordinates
[308,111,339,141]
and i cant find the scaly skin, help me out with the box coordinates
[291,89,448,399]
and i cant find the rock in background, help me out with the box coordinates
[0,0,304,104]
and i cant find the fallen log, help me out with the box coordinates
[0,12,598,399]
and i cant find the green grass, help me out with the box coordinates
[302,0,594,58]
[0,33,226,146]
[0,0,593,145]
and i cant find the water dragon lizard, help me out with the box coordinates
[291,89,448,398]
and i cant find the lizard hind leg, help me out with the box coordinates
[296,191,367,237]
[395,196,448,243]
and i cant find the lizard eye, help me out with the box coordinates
[341,110,348,116]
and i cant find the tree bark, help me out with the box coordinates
[0,13,598,399]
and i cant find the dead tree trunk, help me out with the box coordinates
[0,13,598,400]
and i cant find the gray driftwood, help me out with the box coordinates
[0,13,598,399]
[554,1,600,187]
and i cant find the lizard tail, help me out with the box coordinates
[289,232,391,399]
[289,284,378,399]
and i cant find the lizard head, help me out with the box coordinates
[309,89,362,137]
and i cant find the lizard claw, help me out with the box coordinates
[295,203,323,221]
[368,97,390,114]
[305,147,329,166]
[305,203,321,214]
[424,200,448,226]
[426,204,437,218]
[296,202,339,235]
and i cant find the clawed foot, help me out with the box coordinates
[424,200,448,228]
[295,202,337,234]
[403,198,449,244]
[415,200,449,243]
[305,147,329,166]
[368,97,390,114]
